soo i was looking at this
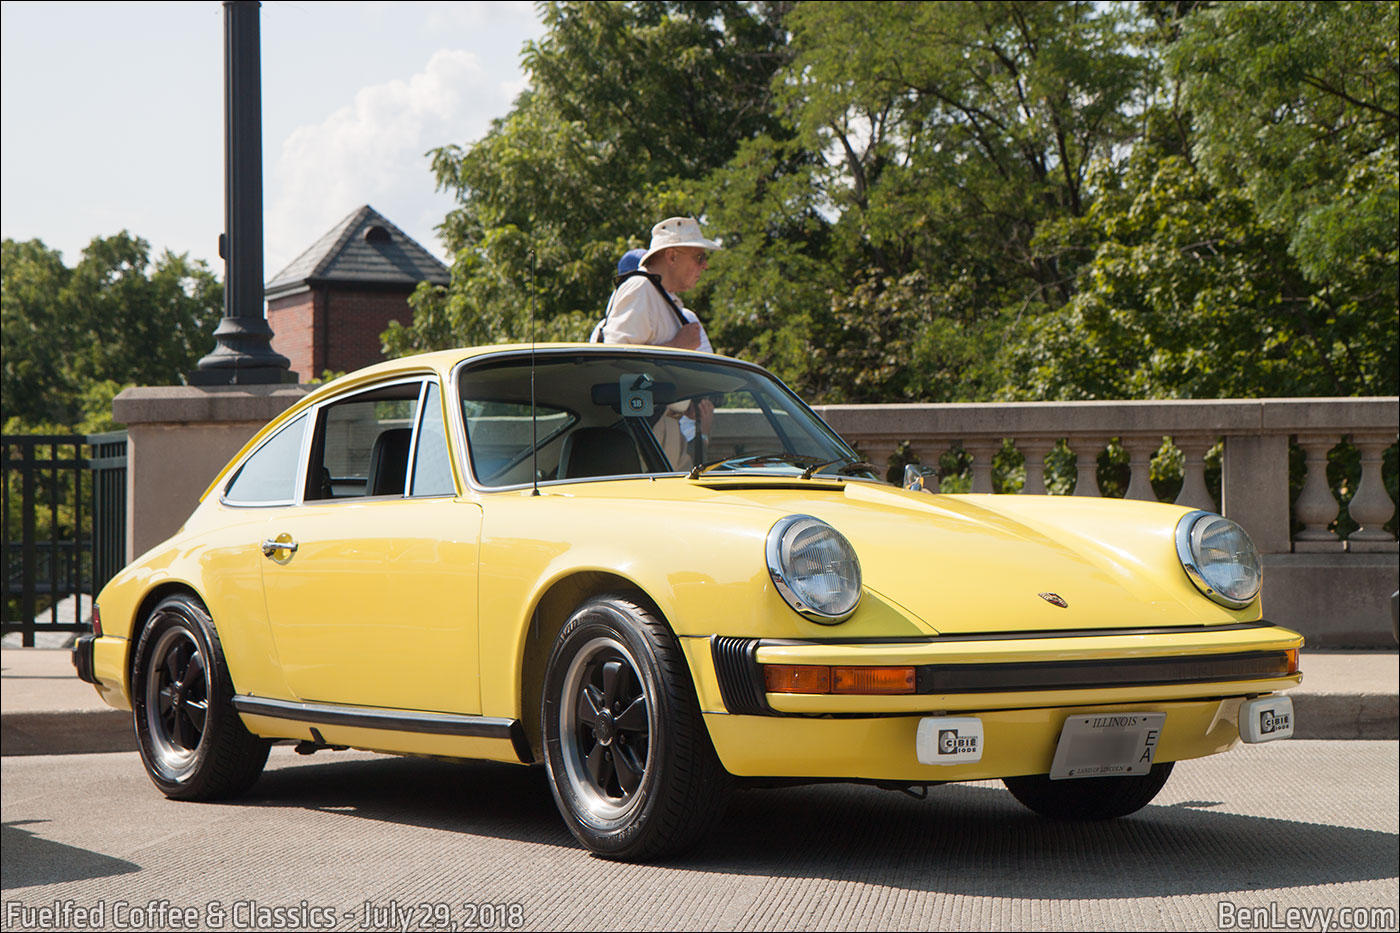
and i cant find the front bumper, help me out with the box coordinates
[702,622,1302,716]
[682,622,1303,782]
[702,697,1246,781]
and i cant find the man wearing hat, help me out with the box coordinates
[590,216,720,351]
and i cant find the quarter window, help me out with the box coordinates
[224,413,309,505]
[411,382,456,496]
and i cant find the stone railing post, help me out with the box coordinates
[1221,435,1292,554]
[1348,432,1400,552]
[1292,434,1341,551]
[1071,437,1104,496]
[964,440,999,493]
[1173,437,1216,512]
[1123,436,1158,501]
[1018,437,1055,494]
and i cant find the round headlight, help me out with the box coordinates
[766,515,862,623]
[1175,511,1262,608]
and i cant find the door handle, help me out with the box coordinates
[261,537,298,557]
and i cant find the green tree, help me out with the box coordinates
[1171,0,1398,392]
[697,0,1154,401]
[396,0,1395,405]
[2,233,223,431]
[384,0,792,356]
[1010,0,1398,400]
[1006,152,1361,399]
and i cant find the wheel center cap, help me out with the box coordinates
[595,709,617,746]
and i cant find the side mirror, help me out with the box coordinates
[904,464,939,493]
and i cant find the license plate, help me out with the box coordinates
[1049,712,1165,780]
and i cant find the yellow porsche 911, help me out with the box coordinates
[74,345,1301,860]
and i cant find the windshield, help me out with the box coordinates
[456,351,880,488]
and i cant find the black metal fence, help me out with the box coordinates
[2,433,127,646]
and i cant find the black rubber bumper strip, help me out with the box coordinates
[231,695,532,763]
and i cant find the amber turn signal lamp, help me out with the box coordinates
[763,664,917,695]
[833,666,915,694]
[764,664,831,694]
[1286,648,1299,675]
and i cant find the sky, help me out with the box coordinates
[0,0,545,277]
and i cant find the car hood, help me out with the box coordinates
[683,480,1248,635]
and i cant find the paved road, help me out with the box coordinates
[3,741,1396,932]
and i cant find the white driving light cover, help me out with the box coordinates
[1239,696,1294,743]
[1175,510,1262,608]
[916,717,984,765]
[766,515,862,623]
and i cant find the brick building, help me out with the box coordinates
[265,205,450,381]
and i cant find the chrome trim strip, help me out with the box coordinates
[751,620,1280,646]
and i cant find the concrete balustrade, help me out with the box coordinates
[116,386,1398,646]
[809,397,1398,647]
[811,398,1397,551]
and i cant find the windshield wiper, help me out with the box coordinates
[800,456,879,480]
[688,453,876,481]
[688,453,824,480]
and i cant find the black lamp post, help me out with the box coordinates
[190,0,294,385]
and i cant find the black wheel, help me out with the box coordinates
[542,594,731,860]
[131,594,269,800]
[1003,761,1174,820]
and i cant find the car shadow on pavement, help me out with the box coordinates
[243,753,575,848]
[235,751,1398,898]
[2,820,140,890]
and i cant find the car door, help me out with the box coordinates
[258,377,483,714]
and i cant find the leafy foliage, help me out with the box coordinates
[383,0,792,357]
[394,0,1395,405]
[2,233,222,432]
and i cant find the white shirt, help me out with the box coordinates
[591,274,712,443]
[590,275,713,353]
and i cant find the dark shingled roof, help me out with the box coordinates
[265,205,450,298]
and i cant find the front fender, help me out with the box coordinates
[473,485,930,719]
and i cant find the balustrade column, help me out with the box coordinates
[964,440,999,494]
[1123,436,1158,501]
[1346,433,1399,551]
[1071,437,1104,496]
[1019,437,1054,494]
[1292,435,1341,551]
[1173,437,1215,512]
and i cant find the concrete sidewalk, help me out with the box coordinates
[2,647,1395,757]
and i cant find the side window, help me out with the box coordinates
[224,413,308,505]
[462,400,576,487]
[307,382,421,500]
[411,382,456,496]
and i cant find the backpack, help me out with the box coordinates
[592,270,688,342]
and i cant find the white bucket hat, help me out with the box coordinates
[640,216,722,267]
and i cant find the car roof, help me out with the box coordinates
[315,342,731,389]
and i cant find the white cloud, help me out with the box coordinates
[265,48,523,275]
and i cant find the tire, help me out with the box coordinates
[131,594,269,800]
[1003,761,1174,820]
[542,594,731,860]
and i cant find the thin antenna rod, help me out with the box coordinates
[530,249,540,497]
